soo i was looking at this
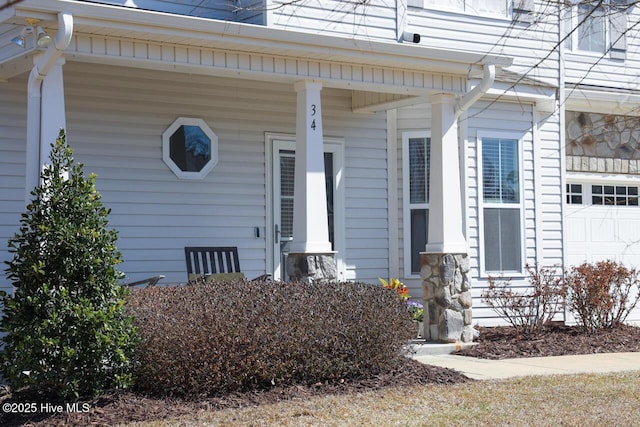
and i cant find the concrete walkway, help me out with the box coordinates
[409,343,640,380]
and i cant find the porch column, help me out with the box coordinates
[286,80,337,282]
[421,93,474,343]
[25,57,67,201]
[40,58,67,169]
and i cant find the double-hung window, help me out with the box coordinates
[480,136,523,273]
[403,133,430,275]
[565,0,628,59]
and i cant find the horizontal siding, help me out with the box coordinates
[395,99,563,326]
[564,6,640,91]
[268,0,398,42]
[60,62,389,285]
[407,2,559,85]
[0,73,27,295]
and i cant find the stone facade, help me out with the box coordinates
[420,253,474,343]
[286,253,337,282]
[566,111,640,174]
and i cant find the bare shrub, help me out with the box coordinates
[564,260,640,332]
[481,265,565,335]
[127,279,414,396]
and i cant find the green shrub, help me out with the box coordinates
[482,264,566,335]
[0,130,137,399]
[128,279,414,396]
[565,260,640,332]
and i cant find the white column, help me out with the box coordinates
[290,80,331,254]
[424,93,468,254]
[40,57,67,171]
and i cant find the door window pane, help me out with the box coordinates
[410,209,428,274]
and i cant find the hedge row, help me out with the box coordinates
[127,280,414,396]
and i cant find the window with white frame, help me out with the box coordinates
[162,117,218,179]
[566,182,639,206]
[480,136,523,273]
[403,133,431,275]
[565,0,629,58]
[423,0,509,17]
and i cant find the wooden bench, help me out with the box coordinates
[185,246,270,282]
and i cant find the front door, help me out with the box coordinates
[270,137,344,280]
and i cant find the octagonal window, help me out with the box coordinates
[162,117,218,179]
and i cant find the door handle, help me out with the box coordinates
[275,224,280,244]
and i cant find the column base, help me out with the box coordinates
[421,252,474,343]
[286,252,337,283]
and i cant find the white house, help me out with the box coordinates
[1,0,639,341]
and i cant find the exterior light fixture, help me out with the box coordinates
[36,26,52,48]
[10,34,25,47]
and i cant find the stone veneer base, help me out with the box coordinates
[286,252,337,282]
[420,253,474,343]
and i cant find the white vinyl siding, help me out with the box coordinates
[57,61,388,285]
[407,1,559,85]
[266,0,398,41]
[402,132,430,276]
[564,2,639,90]
[0,73,27,295]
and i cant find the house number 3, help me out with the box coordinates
[310,104,317,131]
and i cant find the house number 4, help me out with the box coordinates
[310,104,317,131]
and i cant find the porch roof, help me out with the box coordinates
[1,0,512,96]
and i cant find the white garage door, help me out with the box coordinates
[565,181,640,324]
[565,182,640,270]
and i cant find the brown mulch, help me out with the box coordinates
[456,323,640,359]
[0,358,468,426]
[3,323,639,426]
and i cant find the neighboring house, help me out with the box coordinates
[1,0,639,340]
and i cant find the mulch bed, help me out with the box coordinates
[0,359,468,426]
[456,323,640,359]
[3,323,639,426]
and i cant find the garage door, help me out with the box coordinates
[565,182,640,269]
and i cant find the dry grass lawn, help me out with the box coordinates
[127,371,640,426]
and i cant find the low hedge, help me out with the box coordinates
[127,280,414,396]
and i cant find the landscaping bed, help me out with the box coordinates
[0,359,467,426]
[3,323,640,426]
[456,323,640,360]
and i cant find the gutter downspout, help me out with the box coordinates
[25,12,73,204]
[454,63,496,117]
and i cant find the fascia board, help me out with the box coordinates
[565,87,640,115]
[12,0,512,75]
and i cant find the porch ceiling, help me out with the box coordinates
[1,0,512,95]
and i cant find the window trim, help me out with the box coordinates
[162,117,218,180]
[477,132,526,277]
[567,2,608,56]
[402,131,430,278]
[565,180,640,207]
[419,0,512,20]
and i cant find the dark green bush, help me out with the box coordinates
[0,130,137,399]
[128,279,414,396]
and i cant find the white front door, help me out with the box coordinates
[270,136,345,280]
